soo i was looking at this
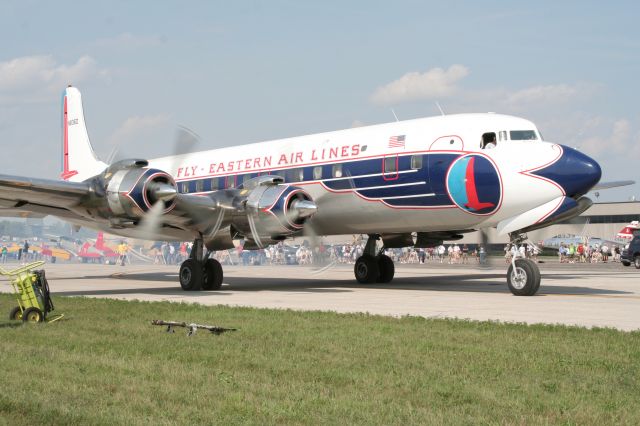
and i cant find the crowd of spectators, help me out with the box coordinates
[556,242,622,263]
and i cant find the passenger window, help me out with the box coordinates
[313,166,322,180]
[481,132,497,149]
[411,155,422,169]
[285,169,303,182]
[333,164,343,178]
[211,178,219,191]
[181,182,189,194]
[195,180,204,193]
[384,157,397,173]
[226,175,236,188]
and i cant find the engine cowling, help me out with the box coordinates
[232,184,317,244]
[105,167,177,219]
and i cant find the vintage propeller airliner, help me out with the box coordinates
[0,86,620,295]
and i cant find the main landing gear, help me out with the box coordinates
[506,233,541,296]
[354,234,395,284]
[179,237,223,291]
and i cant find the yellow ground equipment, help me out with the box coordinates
[2,261,63,323]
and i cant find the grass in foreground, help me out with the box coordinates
[0,294,639,425]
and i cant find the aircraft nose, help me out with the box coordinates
[540,145,602,197]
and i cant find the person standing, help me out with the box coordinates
[479,245,487,265]
[0,245,7,263]
[23,240,30,262]
[462,244,469,264]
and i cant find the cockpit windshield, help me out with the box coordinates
[510,130,538,140]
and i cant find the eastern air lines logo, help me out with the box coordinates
[446,154,502,215]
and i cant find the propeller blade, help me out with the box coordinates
[246,212,264,249]
[137,201,166,239]
[133,126,201,239]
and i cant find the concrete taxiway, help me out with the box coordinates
[1,261,639,331]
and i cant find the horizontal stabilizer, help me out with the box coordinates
[591,180,635,191]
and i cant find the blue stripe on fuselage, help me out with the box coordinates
[179,152,462,208]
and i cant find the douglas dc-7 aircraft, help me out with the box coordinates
[0,86,623,295]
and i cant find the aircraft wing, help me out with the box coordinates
[0,170,246,244]
[0,174,91,219]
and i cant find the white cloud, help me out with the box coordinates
[504,84,584,105]
[370,65,469,105]
[0,55,107,102]
[580,119,635,157]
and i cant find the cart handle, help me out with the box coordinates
[0,261,46,277]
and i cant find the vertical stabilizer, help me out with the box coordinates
[61,86,107,182]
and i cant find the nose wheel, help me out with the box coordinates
[506,233,541,296]
[507,258,540,296]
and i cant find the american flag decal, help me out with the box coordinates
[388,135,406,149]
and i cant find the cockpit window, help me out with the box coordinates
[481,132,497,149]
[510,130,538,140]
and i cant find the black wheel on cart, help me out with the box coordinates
[22,307,44,323]
[9,306,23,321]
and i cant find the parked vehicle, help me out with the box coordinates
[621,235,640,268]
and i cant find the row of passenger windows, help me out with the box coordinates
[179,155,424,193]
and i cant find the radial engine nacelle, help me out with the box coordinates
[100,160,178,219]
[231,178,317,245]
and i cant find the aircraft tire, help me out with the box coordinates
[354,255,379,284]
[622,260,631,267]
[507,259,541,296]
[9,306,23,321]
[635,256,640,269]
[377,255,395,283]
[179,259,203,291]
[22,307,44,323]
[202,258,223,290]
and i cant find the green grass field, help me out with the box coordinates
[0,294,639,425]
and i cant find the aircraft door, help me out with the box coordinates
[427,136,464,197]
[382,155,399,181]
[427,154,450,196]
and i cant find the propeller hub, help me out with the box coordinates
[290,199,317,220]
[150,182,178,203]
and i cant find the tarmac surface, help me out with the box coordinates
[1,260,639,331]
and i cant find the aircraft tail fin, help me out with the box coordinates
[61,86,107,182]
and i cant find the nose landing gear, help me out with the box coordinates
[506,233,541,296]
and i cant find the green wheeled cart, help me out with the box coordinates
[2,261,63,323]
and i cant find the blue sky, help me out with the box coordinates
[1,0,639,201]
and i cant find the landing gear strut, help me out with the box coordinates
[179,237,223,291]
[354,234,395,284]
[506,233,540,296]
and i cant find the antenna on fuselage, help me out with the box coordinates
[435,102,445,116]
[391,109,399,122]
